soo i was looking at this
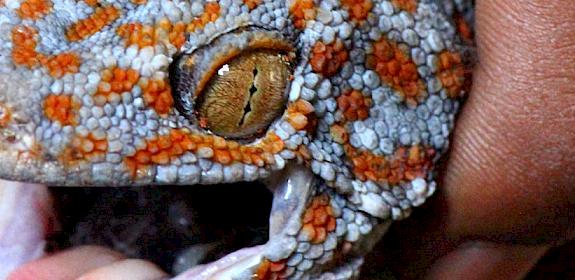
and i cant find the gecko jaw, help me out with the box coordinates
[174,164,317,279]
[172,245,265,280]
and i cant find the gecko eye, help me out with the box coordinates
[170,27,295,140]
[196,50,292,139]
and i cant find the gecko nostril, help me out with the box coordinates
[169,27,296,141]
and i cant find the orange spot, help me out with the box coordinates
[254,259,271,280]
[11,26,40,68]
[336,90,371,121]
[118,3,219,49]
[289,0,315,29]
[244,0,261,10]
[39,52,81,78]
[367,37,425,106]
[66,6,120,42]
[454,13,474,44]
[270,261,286,273]
[131,0,147,4]
[341,0,373,21]
[330,124,348,144]
[0,104,11,127]
[84,0,98,6]
[117,23,158,48]
[118,21,186,49]
[186,2,220,33]
[391,0,418,13]
[119,20,188,49]
[12,26,81,77]
[301,194,337,244]
[296,145,312,162]
[95,67,140,103]
[345,144,434,185]
[310,39,348,77]
[16,0,52,20]
[140,78,174,115]
[214,149,232,165]
[286,112,308,131]
[286,99,316,132]
[62,133,108,163]
[125,130,285,177]
[43,95,78,126]
[254,259,288,280]
[167,21,187,49]
[437,51,471,98]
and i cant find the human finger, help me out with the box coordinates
[7,246,124,280]
[364,0,575,277]
[76,259,168,280]
[442,0,575,245]
[0,180,53,279]
[426,242,548,280]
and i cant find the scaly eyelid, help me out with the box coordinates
[170,26,297,141]
[174,26,295,99]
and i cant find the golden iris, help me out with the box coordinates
[196,50,292,139]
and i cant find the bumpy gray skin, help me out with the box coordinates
[0,0,474,279]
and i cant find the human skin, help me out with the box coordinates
[8,0,575,279]
[369,0,575,278]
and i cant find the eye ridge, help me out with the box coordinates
[180,25,295,56]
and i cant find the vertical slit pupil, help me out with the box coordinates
[239,67,259,126]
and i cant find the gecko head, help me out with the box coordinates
[0,0,474,278]
[0,20,316,187]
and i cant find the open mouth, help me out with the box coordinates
[48,182,273,276]
[1,164,399,279]
[22,164,338,279]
